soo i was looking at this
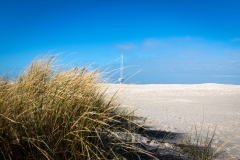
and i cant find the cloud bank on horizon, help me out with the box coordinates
[112,37,240,84]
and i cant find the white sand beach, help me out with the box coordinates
[106,83,240,159]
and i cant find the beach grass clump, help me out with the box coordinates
[176,128,216,160]
[174,124,235,160]
[0,55,149,159]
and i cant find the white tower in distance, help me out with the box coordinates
[119,54,124,84]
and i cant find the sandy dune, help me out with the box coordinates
[106,83,240,159]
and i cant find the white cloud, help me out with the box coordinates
[211,75,240,78]
[230,38,240,42]
[143,38,162,49]
[115,43,138,50]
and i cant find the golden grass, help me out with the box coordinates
[0,55,154,159]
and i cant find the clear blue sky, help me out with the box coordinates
[1,0,240,84]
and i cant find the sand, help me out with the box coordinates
[105,83,240,159]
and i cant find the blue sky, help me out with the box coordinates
[1,0,240,84]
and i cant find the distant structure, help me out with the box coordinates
[119,54,124,84]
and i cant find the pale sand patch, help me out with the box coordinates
[105,83,240,159]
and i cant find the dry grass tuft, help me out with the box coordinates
[0,55,154,159]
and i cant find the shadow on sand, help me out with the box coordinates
[113,116,223,160]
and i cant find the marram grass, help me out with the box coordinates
[0,55,151,159]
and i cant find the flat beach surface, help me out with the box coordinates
[106,83,240,159]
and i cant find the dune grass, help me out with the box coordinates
[0,55,154,159]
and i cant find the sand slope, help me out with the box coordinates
[106,83,240,159]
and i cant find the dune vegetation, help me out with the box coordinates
[0,55,154,159]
